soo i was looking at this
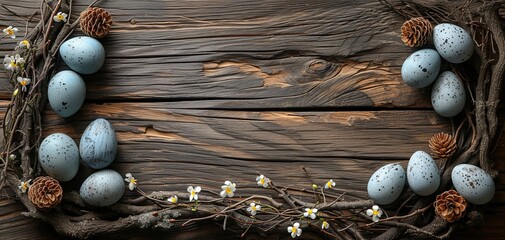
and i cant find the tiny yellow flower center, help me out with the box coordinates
[326,182,332,188]
[225,187,232,193]
[10,60,17,67]
[373,209,379,216]
[21,40,29,47]
[251,205,257,211]
[57,14,64,20]
[20,80,28,86]
[307,209,313,215]
[191,191,196,197]
[291,226,297,233]
[22,182,29,190]
[171,198,177,203]
[259,178,265,185]
[130,178,137,184]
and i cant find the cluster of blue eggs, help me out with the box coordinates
[401,23,473,118]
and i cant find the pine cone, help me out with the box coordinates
[401,17,433,47]
[434,189,467,223]
[28,176,63,210]
[429,132,456,158]
[80,7,112,38]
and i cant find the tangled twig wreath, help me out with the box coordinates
[0,0,503,239]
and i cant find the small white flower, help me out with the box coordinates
[17,77,31,92]
[246,202,261,216]
[53,12,68,23]
[324,179,335,189]
[220,180,236,198]
[124,173,137,190]
[168,195,178,204]
[187,186,201,201]
[366,205,383,222]
[287,222,302,238]
[4,54,25,72]
[18,40,30,49]
[3,26,18,38]
[303,208,318,220]
[256,174,270,188]
[18,179,31,193]
[321,221,329,229]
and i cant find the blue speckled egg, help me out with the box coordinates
[60,36,105,74]
[80,169,125,207]
[431,71,466,117]
[401,49,441,88]
[80,118,117,169]
[367,163,406,205]
[38,133,79,182]
[407,151,440,196]
[48,70,86,117]
[433,23,474,63]
[452,164,495,205]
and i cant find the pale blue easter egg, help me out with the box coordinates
[431,71,466,117]
[367,163,406,205]
[401,49,441,88]
[80,118,117,169]
[60,36,105,74]
[48,70,86,117]
[80,169,125,207]
[407,151,440,196]
[38,133,80,182]
[433,23,474,63]
[452,164,495,205]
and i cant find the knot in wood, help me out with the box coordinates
[308,59,331,73]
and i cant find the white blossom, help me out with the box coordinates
[324,179,335,189]
[246,202,261,216]
[303,208,318,220]
[53,12,68,22]
[18,179,31,193]
[187,186,201,201]
[287,222,302,238]
[366,205,383,222]
[220,180,236,198]
[124,173,137,190]
[256,174,270,188]
[3,26,18,38]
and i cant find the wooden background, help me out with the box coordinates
[0,0,503,239]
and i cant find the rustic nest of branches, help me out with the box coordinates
[0,0,503,239]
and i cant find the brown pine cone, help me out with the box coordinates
[434,189,467,223]
[429,132,456,158]
[401,17,433,47]
[80,7,112,38]
[28,176,63,210]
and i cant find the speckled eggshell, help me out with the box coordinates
[431,71,466,117]
[59,36,105,74]
[433,23,474,63]
[367,163,406,205]
[80,118,117,169]
[401,49,441,88]
[80,169,125,207]
[38,133,79,182]
[48,70,86,117]
[407,151,440,196]
[452,164,495,205]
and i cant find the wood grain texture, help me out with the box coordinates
[0,0,430,108]
[0,0,504,239]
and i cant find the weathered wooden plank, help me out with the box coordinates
[0,0,431,108]
[0,100,450,197]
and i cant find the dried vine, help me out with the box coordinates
[0,0,503,239]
